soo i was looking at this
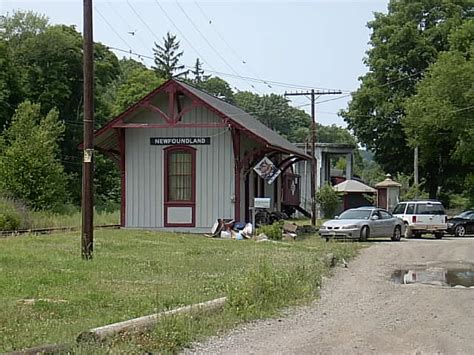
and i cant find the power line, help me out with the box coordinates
[451,105,474,113]
[152,0,218,73]
[175,1,261,94]
[94,6,133,51]
[105,45,349,93]
[193,1,272,91]
[107,1,150,53]
[316,93,352,104]
[126,0,162,45]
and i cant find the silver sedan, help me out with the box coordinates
[319,207,404,242]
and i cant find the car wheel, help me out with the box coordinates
[455,225,466,237]
[404,223,412,239]
[359,226,369,242]
[434,232,443,239]
[391,225,402,241]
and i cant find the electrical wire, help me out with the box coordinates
[193,1,272,91]
[126,0,162,45]
[152,0,218,73]
[107,1,150,53]
[105,46,349,93]
[94,6,134,51]
[175,1,262,94]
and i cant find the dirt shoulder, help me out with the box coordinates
[187,238,474,354]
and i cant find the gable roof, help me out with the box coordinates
[176,80,309,158]
[93,79,310,159]
[333,179,376,193]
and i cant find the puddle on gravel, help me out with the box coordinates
[392,264,474,288]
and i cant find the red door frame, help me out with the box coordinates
[163,145,196,227]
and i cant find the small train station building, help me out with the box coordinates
[94,79,310,232]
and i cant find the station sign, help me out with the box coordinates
[150,137,211,145]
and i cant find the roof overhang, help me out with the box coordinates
[89,79,310,160]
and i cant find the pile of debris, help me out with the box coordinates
[205,219,315,241]
[205,219,253,240]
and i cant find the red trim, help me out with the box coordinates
[163,145,196,227]
[232,129,241,221]
[112,123,228,129]
[167,85,177,122]
[176,100,201,122]
[143,101,172,123]
[93,80,175,140]
[117,128,126,227]
[91,79,310,160]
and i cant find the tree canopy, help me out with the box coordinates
[403,19,473,197]
[152,32,187,79]
[0,101,69,210]
[341,0,473,198]
[341,0,472,172]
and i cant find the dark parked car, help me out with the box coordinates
[447,211,474,237]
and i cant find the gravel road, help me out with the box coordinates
[187,238,474,354]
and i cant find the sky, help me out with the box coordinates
[2,0,389,127]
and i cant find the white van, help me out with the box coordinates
[392,200,447,239]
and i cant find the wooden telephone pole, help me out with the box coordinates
[82,0,94,259]
[285,89,342,226]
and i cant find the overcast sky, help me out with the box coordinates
[2,0,389,126]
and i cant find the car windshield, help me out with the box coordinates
[338,209,372,220]
[456,211,473,219]
[392,203,406,214]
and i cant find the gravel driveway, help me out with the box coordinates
[187,238,474,354]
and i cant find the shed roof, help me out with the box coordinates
[375,175,402,188]
[333,179,376,193]
[92,79,310,159]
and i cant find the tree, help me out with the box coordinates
[234,91,310,138]
[316,183,340,218]
[0,39,20,130]
[196,76,235,103]
[152,32,187,79]
[0,101,69,210]
[341,0,472,175]
[111,58,164,115]
[192,58,209,83]
[403,19,473,197]
[0,10,48,42]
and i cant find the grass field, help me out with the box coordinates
[23,210,120,229]
[0,229,359,353]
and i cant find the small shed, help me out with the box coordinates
[375,174,401,212]
[333,179,376,211]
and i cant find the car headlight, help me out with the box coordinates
[342,225,358,229]
[447,223,453,228]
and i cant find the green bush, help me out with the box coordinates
[316,183,341,218]
[256,221,283,240]
[0,198,21,230]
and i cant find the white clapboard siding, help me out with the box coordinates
[125,105,235,229]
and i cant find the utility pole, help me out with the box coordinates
[414,146,419,186]
[414,145,419,199]
[82,0,94,259]
[285,89,342,226]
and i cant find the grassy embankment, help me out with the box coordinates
[0,196,119,231]
[0,229,359,353]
